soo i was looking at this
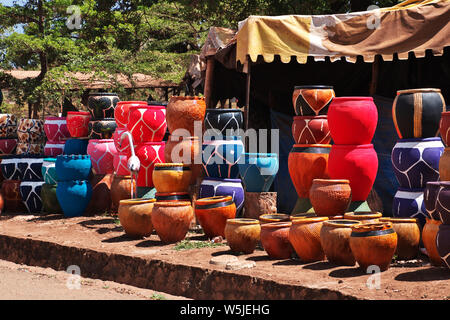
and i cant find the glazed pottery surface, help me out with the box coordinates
[202,137,244,179]
[260,213,290,224]
[151,201,194,243]
[41,183,62,214]
[238,153,279,192]
[66,112,91,138]
[1,156,22,180]
[392,188,428,227]
[439,147,450,181]
[134,142,165,187]
[44,117,70,141]
[224,218,261,254]
[164,135,202,184]
[0,138,17,155]
[111,175,136,210]
[380,217,420,260]
[292,115,331,144]
[204,109,244,136]
[17,156,44,181]
[88,118,117,139]
[436,224,450,269]
[292,86,335,116]
[194,196,236,238]
[113,153,129,176]
[289,217,328,263]
[152,163,192,193]
[422,218,444,266]
[260,222,294,259]
[309,179,352,217]
[344,211,382,224]
[0,114,17,138]
[166,96,206,136]
[63,138,89,155]
[199,177,245,214]
[118,198,156,237]
[55,155,91,181]
[436,182,450,225]
[41,158,57,184]
[114,101,147,128]
[1,180,26,212]
[127,105,167,143]
[20,180,44,213]
[17,118,45,144]
[16,142,44,155]
[424,181,441,220]
[155,192,190,202]
[87,139,117,175]
[440,111,450,146]
[88,92,119,119]
[113,127,135,155]
[44,140,65,157]
[85,174,113,215]
[56,180,92,217]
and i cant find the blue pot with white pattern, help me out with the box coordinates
[204,109,244,136]
[392,187,428,227]
[20,180,45,213]
[17,155,45,181]
[199,177,245,214]
[238,153,279,192]
[0,155,22,180]
[202,136,244,179]
[41,158,57,185]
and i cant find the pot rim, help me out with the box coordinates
[153,163,191,170]
[128,104,166,111]
[344,212,382,219]
[323,219,362,228]
[330,144,374,150]
[439,181,450,186]
[291,216,329,225]
[395,137,443,143]
[331,97,373,102]
[243,152,278,158]
[67,111,91,116]
[350,221,393,232]
[117,101,147,105]
[156,192,189,196]
[293,115,328,120]
[205,108,243,113]
[169,96,205,101]
[312,178,350,185]
[294,85,334,90]
[259,213,291,221]
[379,217,419,224]
[195,195,232,205]
[87,139,114,143]
[154,201,192,207]
[119,198,156,205]
[260,221,292,229]
[226,218,260,225]
[201,177,242,183]
[290,213,317,220]
[396,88,441,94]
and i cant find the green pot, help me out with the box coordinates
[41,183,62,214]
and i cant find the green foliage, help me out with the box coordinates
[173,239,226,251]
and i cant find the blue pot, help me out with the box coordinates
[199,177,245,214]
[238,153,279,192]
[393,187,428,228]
[56,180,93,217]
[0,155,22,180]
[41,158,57,184]
[56,155,92,181]
[17,155,45,181]
[202,136,244,179]
[64,138,89,155]
[19,180,44,213]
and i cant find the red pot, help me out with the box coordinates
[0,138,17,155]
[328,144,378,202]
[113,153,130,176]
[328,97,378,145]
[113,127,135,155]
[114,101,147,128]
[134,141,165,187]
[292,115,331,144]
[66,111,91,138]
[127,105,167,144]
[440,111,450,147]
[87,139,118,175]
[44,140,65,157]
[44,116,70,141]
[1,180,26,212]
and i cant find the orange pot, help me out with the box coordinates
[111,175,136,211]
[85,173,114,215]
[151,201,194,243]
[152,163,192,193]
[260,222,294,259]
[194,196,236,238]
[259,213,290,224]
[380,217,420,260]
[224,218,261,254]
[290,213,317,220]
[289,217,328,263]
[344,211,382,224]
[166,96,206,136]
[422,218,444,266]
[439,147,450,181]
[309,179,352,216]
[118,198,156,238]
[155,192,191,202]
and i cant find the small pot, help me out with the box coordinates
[194,196,236,238]
[309,179,352,217]
[0,138,17,155]
[224,218,261,254]
[424,181,442,221]
[44,116,70,141]
[380,217,420,260]
[439,147,450,181]
[199,177,245,215]
[16,142,44,155]
[87,139,117,175]
[422,218,444,266]
[20,180,44,213]
[44,140,65,157]
[41,183,62,214]
[238,153,279,192]
[87,92,120,119]
[0,114,17,139]
[56,180,93,218]
[151,201,194,243]
[344,211,382,224]
[290,213,317,220]
[289,217,328,263]
[41,158,57,185]
[111,175,136,211]
[436,181,450,225]
[55,155,92,181]
[118,198,156,238]
[436,224,450,269]
[152,163,192,193]
[66,111,91,138]
[292,115,331,144]
[260,222,294,259]
[155,192,190,202]
[259,213,290,224]
[63,138,89,155]
[88,118,117,139]
[292,85,335,116]
[17,118,45,144]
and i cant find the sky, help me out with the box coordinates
[1,0,25,33]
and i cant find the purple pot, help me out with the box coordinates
[424,181,441,221]
[436,224,450,270]
[393,187,428,227]
[199,177,245,215]
[436,182,450,225]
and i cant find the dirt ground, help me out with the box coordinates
[0,213,449,300]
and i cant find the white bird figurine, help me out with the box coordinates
[119,131,140,199]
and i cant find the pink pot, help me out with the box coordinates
[66,111,91,138]
[135,142,165,187]
[44,116,70,142]
[113,153,130,176]
[87,139,118,175]
[114,101,147,128]
[113,127,135,156]
[127,105,167,144]
[44,140,65,157]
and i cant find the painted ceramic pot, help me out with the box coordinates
[134,141,165,187]
[1,180,26,212]
[328,97,378,145]
[164,135,202,184]
[55,155,91,181]
[439,147,450,181]
[436,224,450,269]
[292,85,335,116]
[292,115,331,144]
[114,101,147,128]
[151,201,194,243]
[422,218,444,266]
[113,153,129,176]
[344,211,382,224]
[111,175,136,211]
[156,192,190,202]
[392,188,428,227]
[289,217,328,263]
[259,213,291,224]
[224,218,261,254]
[85,174,113,215]
[309,179,352,217]
[87,139,117,175]
[202,137,244,179]
[392,88,445,139]
[204,108,244,136]
[56,180,92,217]
[0,156,22,180]
[66,111,91,138]
[260,222,294,259]
[118,198,156,238]
[44,140,65,157]
[44,116,70,141]
[436,181,450,225]
[288,144,331,199]
[0,138,17,155]
[238,153,279,192]
[41,158,57,185]
[0,114,17,138]
[17,156,44,181]
[379,217,420,260]
[20,180,44,213]
[391,138,443,189]
[127,104,167,143]
[320,219,361,266]
[63,138,89,155]
[199,177,245,215]
[17,118,45,144]
[16,142,44,155]
[424,181,441,220]
[166,96,206,136]
[41,183,62,214]
[194,196,236,238]
[88,118,117,139]
[328,144,378,202]
[113,127,135,155]
[349,222,398,272]
[440,111,450,146]
[152,163,192,193]
[87,92,120,119]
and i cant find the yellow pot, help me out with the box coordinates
[224,218,261,254]
[118,198,156,238]
[152,163,192,193]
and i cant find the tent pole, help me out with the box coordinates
[204,55,215,108]
[370,55,380,96]
[244,57,251,153]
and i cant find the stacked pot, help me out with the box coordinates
[0,114,18,156]
[16,118,45,155]
[43,116,70,157]
[0,156,26,213]
[18,156,45,213]
[41,158,62,214]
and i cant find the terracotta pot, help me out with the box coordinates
[88,118,117,139]
[20,180,44,213]
[238,153,279,192]
[194,196,236,238]
[379,217,420,260]
[260,222,294,259]
[309,179,352,217]
[85,174,113,215]
[424,181,442,221]
[152,163,191,193]
[44,140,65,157]
[127,104,167,143]
[151,201,194,243]
[422,218,444,266]
[344,211,382,224]
[134,141,165,187]
[436,181,450,225]
[224,218,261,254]
[288,144,331,198]
[436,224,450,269]
[87,139,117,175]
[41,183,62,214]
[1,180,26,212]
[113,153,129,176]
[164,135,202,184]
[440,111,450,146]
[290,213,317,220]
[16,142,44,155]
[87,92,120,119]
[0,114,17,139]
[66,111,91,138]
[155,192,190,202]
[392,188,428,227]
[292,85,335,116]
[349,222,397,272]
[328,144,378,202]
[202,137,244,179]
[118,198,156,238]
[392,88,445,139]
[44,116,70,141]
[0,138,17,155]
[259,213,290,224]
[289,217,328,263]
[166,96,206,136]
[439,147,450,181]
[204,109,244,136]
[199,177,245,215]
[292,115,331,145]
[114,101,147,128]
[17,118,45,144]
[111,175,136,211]
[320,219,361,266]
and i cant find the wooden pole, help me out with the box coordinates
[204,55,216,108]
[244,57,251,131]
[369,55,380,96]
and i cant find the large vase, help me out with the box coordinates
[55,155,92,181]
[424,181,442,221]
[134,141,165,187]
[44,140,65,157]
[88,118,117,139]
[87,139,117,175]
[17,118,45,144]
[56,180,93,217]
[194,196,236,239]
[202,137,244,179]
[238,153,279,192]
[292,115,331,145]
[66,111,91,138]
[292,85,335,116]
[44,116,70,141]
[166,96,206,136]
[436,181,450,225]
[439,147,450,181]
[18,156,44,182]
[63,138,89,155]
[87,92,120,119]
[436,224,450,269]
[199,177,245,214]
[0,138,17,155]
[204,108,244,136]
[151,201,194,243]
[0,114,17,138]
[164,135,202,184]
[19,180,44,213]
[127,104,167,143]
[440,111,450,146]
[392,188,428,227]
[114,101,147,128]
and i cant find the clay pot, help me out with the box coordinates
[292,85,335,116]
[85,174,113,215]
[0,156,22,180]
[309,179,352,217]
[344,211,382,224]
[55,155,92,181]
[156,192,190,202]
[0,138,17,155]
[1,180,26,212]
[0,114,17,138]
[151,201,194,243]
[288,144,331,199]
[224,218,261,254]
[328,97,378,144]
[44,116,70,141]
[379,217,420,260]
[392,188,428,227]
[238,153,279,192]
[194,196,236,238]
[392,88,445,139]
[66,111,91,138]
[424,181,441,221]
[436,224,450,269]
[16,142,44,155]
[328,144,378,202]
[290,213,317,220]
[152,163,191,193]
[44,140,65,157]
[289,217,328,263]
[320,219,361,265]
[87,139,117,175]
[17,156,44,181]
[41,158,57,185]
[88,118,117,139]
[17,118,45,144]
[127,104,167,143]
[20,180,44,213]
[63,138,89,155]
[391,138,443,188]
[56,180,92,217]
[199,177,245,215]
[259,213,290,224]
[118,198,156,238]
[114,101,147,128]
[202,137,244,179]
[164,135,202,184]
[422,218,444,266]
[292,115,331,145]
[111,175,136,211]
[439,147,450,181]
[204,108,244,136]
[260,222,294,259]
[134,141,165,187]
[166,96,206,136]
[440,111,450,146]
[41,183,62,214]
[87,92,119,119]
[436,181,450,225]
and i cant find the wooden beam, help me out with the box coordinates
[369,55,380,96]
[204,56,215,108]
[244,57,251,131]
